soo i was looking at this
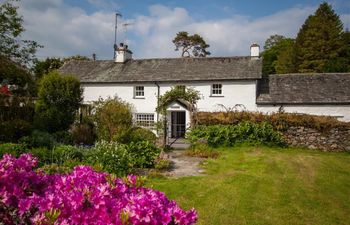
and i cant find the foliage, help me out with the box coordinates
[52,130,74,145]
[93,97,133,142]
[116,126,157,144]
[0,55,35,96]
[127,141,161,168]
[86,140,132,176]
[186,143,220,158]
[32,57,64,80]
[0,154,197,224]
[0,119,32,142]
[186,122,285,147]
[261,35,295,75]
[154,158,171,171]
[196,111,350,133]
[0,0,42,65]
[0,143,27,157]
[34,71,83,133]
[173,31,210,57]
[295,2,345,73]
[19,130,56,149]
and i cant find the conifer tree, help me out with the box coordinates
[295,2,344,73]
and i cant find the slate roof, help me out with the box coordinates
[58,57,262,83]
[257,73,350,105]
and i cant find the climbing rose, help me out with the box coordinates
[0,154,197,225]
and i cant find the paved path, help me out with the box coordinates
[163,150,205,178]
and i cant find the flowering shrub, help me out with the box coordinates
[0,154,197,225]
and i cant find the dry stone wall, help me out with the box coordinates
[283,126,350,152]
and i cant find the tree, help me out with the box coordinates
[93,97,133,142]
[261,35,295,75]
[295,2,344,73]
[0,0,41,65]
[34,71,82,133]
[173,31,210,57]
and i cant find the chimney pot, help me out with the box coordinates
[250,43,260,59]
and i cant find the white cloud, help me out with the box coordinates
[15,1,350,60]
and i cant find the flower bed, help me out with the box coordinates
[0,154,197,224]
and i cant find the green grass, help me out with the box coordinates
[147,146,350,225]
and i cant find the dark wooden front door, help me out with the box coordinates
[171,111,186,138]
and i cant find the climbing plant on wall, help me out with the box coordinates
[156,86,201,147]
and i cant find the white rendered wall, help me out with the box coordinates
[257,105,350,122]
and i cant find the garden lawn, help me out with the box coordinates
[148,146,350,225]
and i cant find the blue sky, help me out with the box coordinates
[10,0,350,59]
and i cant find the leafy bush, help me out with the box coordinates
[0,143,27,157]
[52,130,74,145]
[93,97,133,141]
[0,154,197,224]
[187,122,285,147]
[29,147,51,166]
[19,130,56,149]
[0,119,32,142]
[51,145,85,164]
[116,127,157,144]
[127,141,161,168]
[86,141,132,176]
[34,71,82,133]
[197,111,350,132]
[38,163,72,175]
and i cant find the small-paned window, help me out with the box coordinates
[134,86,144,97]
[135,113,155,127]
[211,84,222,95]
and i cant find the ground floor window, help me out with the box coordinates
[135,113,155,127]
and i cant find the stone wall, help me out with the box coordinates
[283,126,350,152]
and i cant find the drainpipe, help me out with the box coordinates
[155,82,160,123]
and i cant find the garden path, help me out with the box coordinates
[164,150,205,177]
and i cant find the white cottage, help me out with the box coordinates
[59,44,350,138]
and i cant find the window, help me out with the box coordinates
[211,84,222,96]
[135,113,155,127]
[134,86,144,98]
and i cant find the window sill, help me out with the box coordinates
[133,97,145,99]
[209,95,224,97]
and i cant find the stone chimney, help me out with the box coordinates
[115,43,132,63]
[250,43,260,59]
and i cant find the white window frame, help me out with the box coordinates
[135,113,155,128]
[211,83,223,96]
[134,86,145,98]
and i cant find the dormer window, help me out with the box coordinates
[134,86,144,98]
[211,84,222,96]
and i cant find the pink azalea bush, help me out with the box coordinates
[0,154,197,224]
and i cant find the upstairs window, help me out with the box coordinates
[134,86,144,98]
[135,113,155,127]
[211,84,222,96]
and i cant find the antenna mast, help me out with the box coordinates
[122,22,134,44]
[114,12,122,59]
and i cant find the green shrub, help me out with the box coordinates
[187,122,285,147]
[38,163,72,175]
[51,145,85,165]
[127,141,160,168]
[29,147,51,166]
[86,141,132,176]
[52,130,74,145]
[34,71,82,133]
[93,97,133,141]
[116,127,156,144]
[0,143,27,157]
[0,119,32,142]
[19,130,56,149]
[154,158,171,170]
